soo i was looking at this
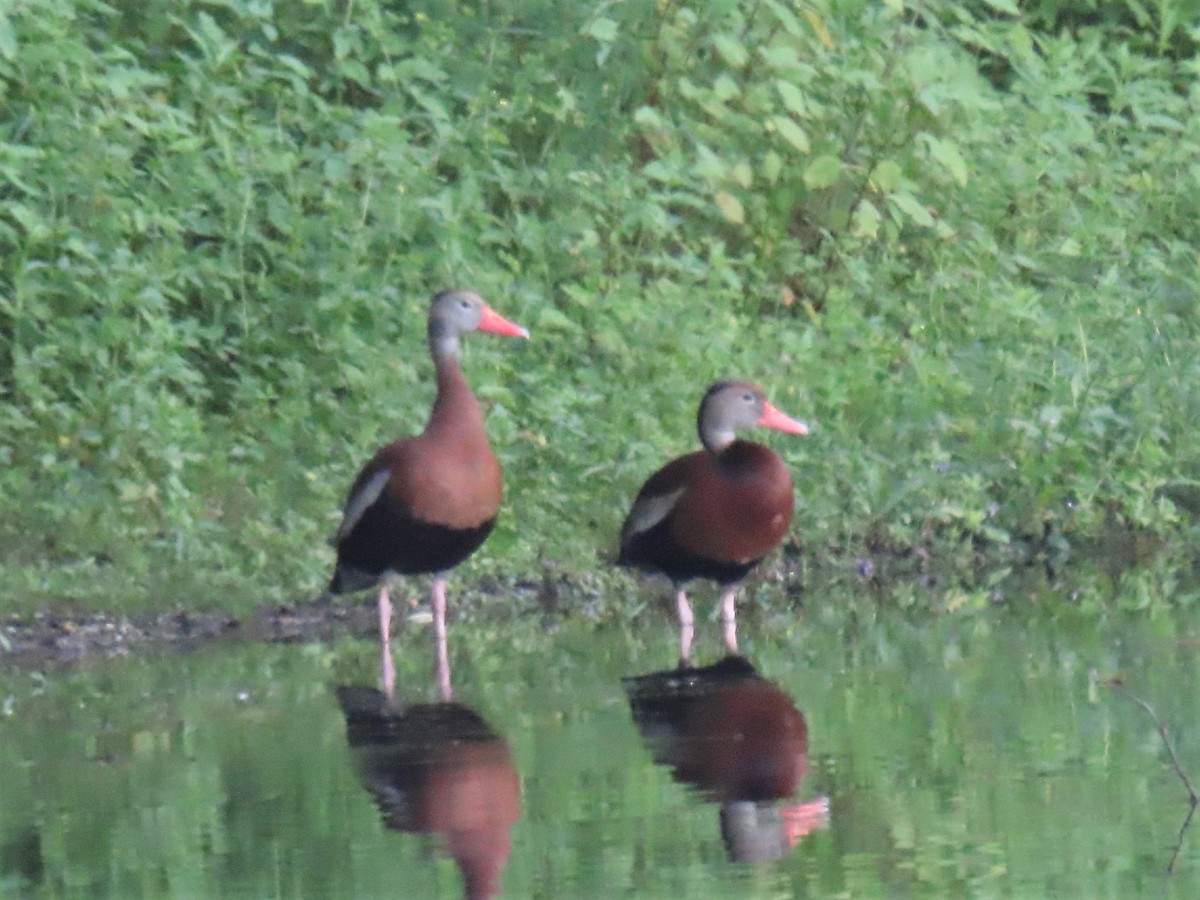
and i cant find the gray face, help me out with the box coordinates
[706,382,766,430]
[430,290,485,338]
[697,381,766,450]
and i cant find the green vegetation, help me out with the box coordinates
[2,0,1199,617]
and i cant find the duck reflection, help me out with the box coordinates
[336,660,520,899]
[623,655,829,862]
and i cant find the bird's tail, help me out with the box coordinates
[327,569,346,595]
[327,566,378,596]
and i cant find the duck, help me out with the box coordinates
[327,289,527,696]
[618,381,807,662]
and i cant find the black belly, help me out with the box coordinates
[618,520,760,587]
[329,501,497,594]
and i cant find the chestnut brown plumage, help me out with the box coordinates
[328,289,527,696]
[618,381,807,662]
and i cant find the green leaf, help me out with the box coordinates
[277,54,313,80]
[6,203,50,241]
[643,160,681,184]
[771,116,810,153]
[1039,405,1063,426]
[763,0,804,36]
[536,307,577,331]
[775,80,807,117]
[714,191,745,224]
[1139,114,1184,132]
[323,156,350,183]
[761,151,784,184]
[760,45,800,70]
[634,106,664,128]
[394,57,449,83]
[1007,23,1034,58]
[712,33,748,68]
[982,0,1020,14]
[1057,237,1082,257]
[851,199,882,239]
[0,16,16,60]
[587,17,618,42]
[926,136,968,187]
[713,74,740,102]
[888,191,934,227]
[265,194,294,236]
[870,160,903,192]
[693,143,726,181]
[803,155,842,189]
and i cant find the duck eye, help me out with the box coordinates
[742,393,754,403]
[459,299,472,310]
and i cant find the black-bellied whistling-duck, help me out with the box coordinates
[328,289,527,697]
[618,381,808,662]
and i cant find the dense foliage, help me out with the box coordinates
[2,0,1199,615]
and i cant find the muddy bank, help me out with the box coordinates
[0,601,385,670]
[0,522,1168,671]
[0,576,561,670]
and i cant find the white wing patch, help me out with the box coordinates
[337,467,391,540]
[621,487,685,545]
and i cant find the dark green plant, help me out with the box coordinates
[1,0,1198,617]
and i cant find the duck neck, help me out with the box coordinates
[428,319,461,363]
[699,422,737,454]
[425,338,484,438]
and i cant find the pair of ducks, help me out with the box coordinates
[327,290,809,694]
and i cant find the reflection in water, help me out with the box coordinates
[336,686,521,899]
[623,655,829,862]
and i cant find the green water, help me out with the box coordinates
[2,605,1198,898]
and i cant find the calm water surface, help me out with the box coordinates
[2,604,1199,898]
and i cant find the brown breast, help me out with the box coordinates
[670,441,794,563]
[389,361,503,529]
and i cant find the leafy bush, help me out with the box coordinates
[1,0,1198,616]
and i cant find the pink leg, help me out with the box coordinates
[718,585,739,655]
[432,574,452,701]
[676,588,695,665]
[378,584,396,700]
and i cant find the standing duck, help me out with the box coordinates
[328,289,527,697]
[618,381,808,662]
